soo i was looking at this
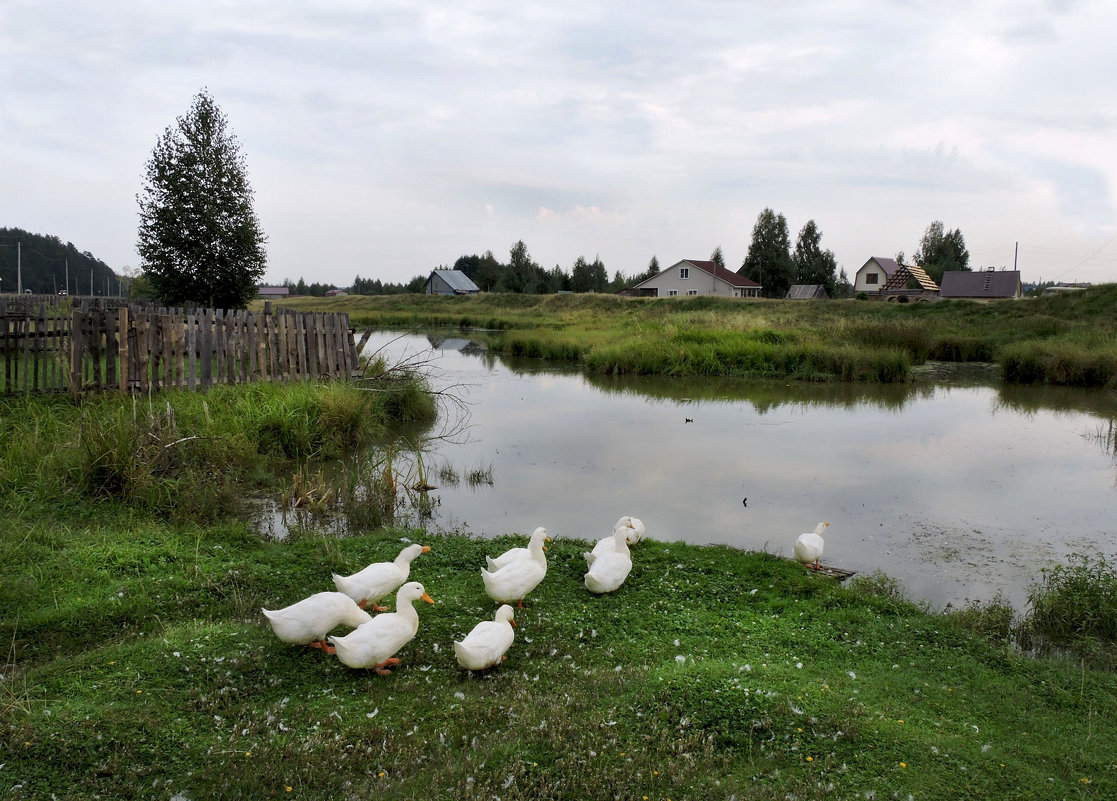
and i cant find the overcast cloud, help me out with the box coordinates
[3,0,1116,287]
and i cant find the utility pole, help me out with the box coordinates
[65,258,69,295]
[1014,242,1018,271]
[17,241,21,294]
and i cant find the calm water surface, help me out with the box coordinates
[358,331,1116,610]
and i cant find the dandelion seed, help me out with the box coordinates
[454,692,465,700]
[981,743,991,753]
[675,655,685,665]
[796,662,803,669]
[847,671,856,679]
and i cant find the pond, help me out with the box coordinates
[271,331,1117,611]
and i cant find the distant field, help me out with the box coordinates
[271,285,1117,386]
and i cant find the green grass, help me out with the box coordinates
[3,526,1115,800]
[273,284,1117,386]
[2,380,1116,799]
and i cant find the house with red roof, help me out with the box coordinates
[624,260,762,298]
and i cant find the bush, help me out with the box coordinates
[1020,554,1117,668]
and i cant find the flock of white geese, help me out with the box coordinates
[262,515,647,675]
[262,517,830,675]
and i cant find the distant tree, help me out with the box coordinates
[710,246,725,269]
[136,90,267,309]
[570,256,592,293]
[547,264,569,293]
[739,208,793,298]
[647,256,660,276]
[792,219,840,295]
[502,241,540,293]
[913,221,969,284]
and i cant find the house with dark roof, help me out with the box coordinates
[425,269,480,295]
[939,270,1022,301]
[624,260,761,298]
[853,257,899,294]
[786,284,829,300]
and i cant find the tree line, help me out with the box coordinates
[0,227,120,296]
[20,90,970,309]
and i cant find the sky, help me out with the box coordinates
[3,0,1117,288]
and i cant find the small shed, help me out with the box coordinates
[324,289,348,297]
[426,270,480,295]
[785,284,829,300]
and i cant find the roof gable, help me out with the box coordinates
[881,264,939,291]
[429,269,480,293]
[860,257,900,276]
[680,260,761,288]
[785,284,829,299]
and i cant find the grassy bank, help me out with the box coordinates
[273,284,1117,386]
[2,384,1116,799]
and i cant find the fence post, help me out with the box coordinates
[117,306,130,394]
[69,307,82,398]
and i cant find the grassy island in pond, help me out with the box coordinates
[272,283,1117,386]
[2,348,1115,799]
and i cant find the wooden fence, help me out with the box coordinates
[0,298,370,395]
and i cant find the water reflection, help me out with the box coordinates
[282,331,1117,611]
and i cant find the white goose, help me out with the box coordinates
[588,516,645,563]
[332,543,431,610]
[584,526,633,594]
[793,521,830,569]
[481,530,550,608]
[453,604,516,670]
[261,591,372,649]
[485,527,549,571]
[325,582,434,673]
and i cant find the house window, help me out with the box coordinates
[687,290,698,296]
[866,273,878,285]
[668,289,678,296]
[679,267,690,279]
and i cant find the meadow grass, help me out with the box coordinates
[2,376,1116,799]
[275,284,1117,386]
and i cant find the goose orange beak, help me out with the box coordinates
[421,592,434,604]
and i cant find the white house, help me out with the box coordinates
[853,257,900,294]
[626,260,761,298]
